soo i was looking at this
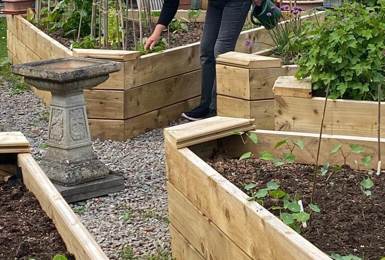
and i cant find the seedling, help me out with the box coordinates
[121,209,133,222]
[330,144,372,169]
[259,139,304,166]
[360,177,374,196]
[52,255,68,260]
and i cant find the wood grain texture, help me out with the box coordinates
[216,52,281,69]
[273,76,312,98]
[84,90,125,119]
[217,95,274,129]
[0,132,30,154]
[275,96,385,137]
[165,140,330,260]
[73,49,140,61]
[170,225,204,260]
[221,130,385,170]
[18,153,107,260]
[168,183,252,260]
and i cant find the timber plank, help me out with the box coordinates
[216,65,286,100]
[0,132,30,153]
[217,95,274,129]
[84,90,125,119]
[88,119,126,141]
[164,116,255,149]
[275,96,385,137]
[73,49,140,61]
[217,52,281,69]
[165,142,330,260]
[273,76,312,98]
[124,70,201,118]
[168,183,252,260]
[221,130,385,170]
[18,153,107,260]
[170,226,204,260]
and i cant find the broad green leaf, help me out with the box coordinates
[293,212,310,222]
[240,152,252,160]
[360,177,374,190]
[286,201,301,213]
[283,153,296,164]
[260,151,274,161]
[294,140,305,150]
[269,189,287,199]
[52,255,68,260]
[309,203,321,213]
[273,159,285,167]
[361,155,372,167]
[244,183,257,191]
[350,144,364,154]
[330,144,342,155]
[320,162,329,176]
[280,213,294,225]
[275,139,288,149]
[254,188,269,199]
[247,132,258,144]
[266,180,280,190]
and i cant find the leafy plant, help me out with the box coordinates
[296,2,385,101]
[360,177,374,196]
[168,18,188,33]
[52,255,68,260]
[121,209,133,222]
[330,253,362,260]
[329,143,372,168]
[135,38,167,55]
[259,139,304,166]
[246,180,320,233]
[187,9,201,22]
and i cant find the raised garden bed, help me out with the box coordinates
[7,13,278,140]
[164,116,385,259]
[0,132,107,259]
[274,76,385,138]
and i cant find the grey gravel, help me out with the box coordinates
[0,81,187,259]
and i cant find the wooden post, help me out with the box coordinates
[216,52,284,130]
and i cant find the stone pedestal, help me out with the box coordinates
[13,58,125,202]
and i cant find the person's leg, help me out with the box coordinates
[181,1,224,121]
[210,0,251,112]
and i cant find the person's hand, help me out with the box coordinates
[144,24,165,50]
[254,0,262,6]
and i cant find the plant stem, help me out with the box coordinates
[311,84,330,202]
[91,0,97,38]
[377,84,382,175]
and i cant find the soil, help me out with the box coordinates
[0,177,74,260]
[41,22,204,51]
[207,157,385,259]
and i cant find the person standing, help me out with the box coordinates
[145,0,261,121]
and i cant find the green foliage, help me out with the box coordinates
[360,177,374,196]
[187,9,201,22]
[121,209,133,222]
[259,139,304,166]
[330,253,362,260]
[240,152,253,160]
[329,143,372,168]
[136,38,167,55]
[52,255,68,260]
[169,19,188,33]
[0,59,29,95]
[120,245,135,260]
[296,2,385,101]
[72,35,97,49]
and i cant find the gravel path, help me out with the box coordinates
[0,80,180,259]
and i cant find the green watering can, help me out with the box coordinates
[250,0,282,29]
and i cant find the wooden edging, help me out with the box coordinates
[0,132,30,154]
[165,117,385,259]
[17,153,108,260]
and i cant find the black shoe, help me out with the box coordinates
[181,106,212,121]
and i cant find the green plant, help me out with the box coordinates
[72,35,97,49]
[135,38,167,55]
[330,253,362,260]
[73,205,86,215]
[145,248,173,260]
[259,139,304,166]
[245,180,320,233]
[121,209,133,222]
[187,9,201,22]
[168,19,188,33]
[329,143,372,168]
[296,2,385,101]
[52,254,68,260]
[360,177,374,196]
[120,245,135,260]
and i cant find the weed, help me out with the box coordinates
[121,209,133,222]
[73,205,86,215]
[120,245,135,260]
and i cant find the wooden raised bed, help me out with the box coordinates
[0,132,107,260]
[216,52,297,130]
[7,14,280,140]
[164,116,385,259]
[274,76,385,138]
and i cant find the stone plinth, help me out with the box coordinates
[13,58,125,202]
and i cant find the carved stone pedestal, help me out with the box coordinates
[13,58,125,202]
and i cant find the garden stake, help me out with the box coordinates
[298,200,307,228]
[91,0,97,38]
[129,0,137,49]
[377,83,382,175]
[311,84,330,202]
[117,0,126,49]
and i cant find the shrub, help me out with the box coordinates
[295,2,385,100]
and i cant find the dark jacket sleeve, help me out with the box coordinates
[157,0,179,26]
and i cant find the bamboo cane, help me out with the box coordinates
[130,0,137,49]
[377,84,382,175]
[117,0,126,49]
[137,0,143,44]
[103,0,109,47]
[91,0,97,38]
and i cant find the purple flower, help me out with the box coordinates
[266,12,272,17]
[280,4,290,11]
[244,39,254,48]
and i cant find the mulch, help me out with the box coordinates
[208,157,385,259]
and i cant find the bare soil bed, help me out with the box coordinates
[208,157,385,259]
[0,177,73,260]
